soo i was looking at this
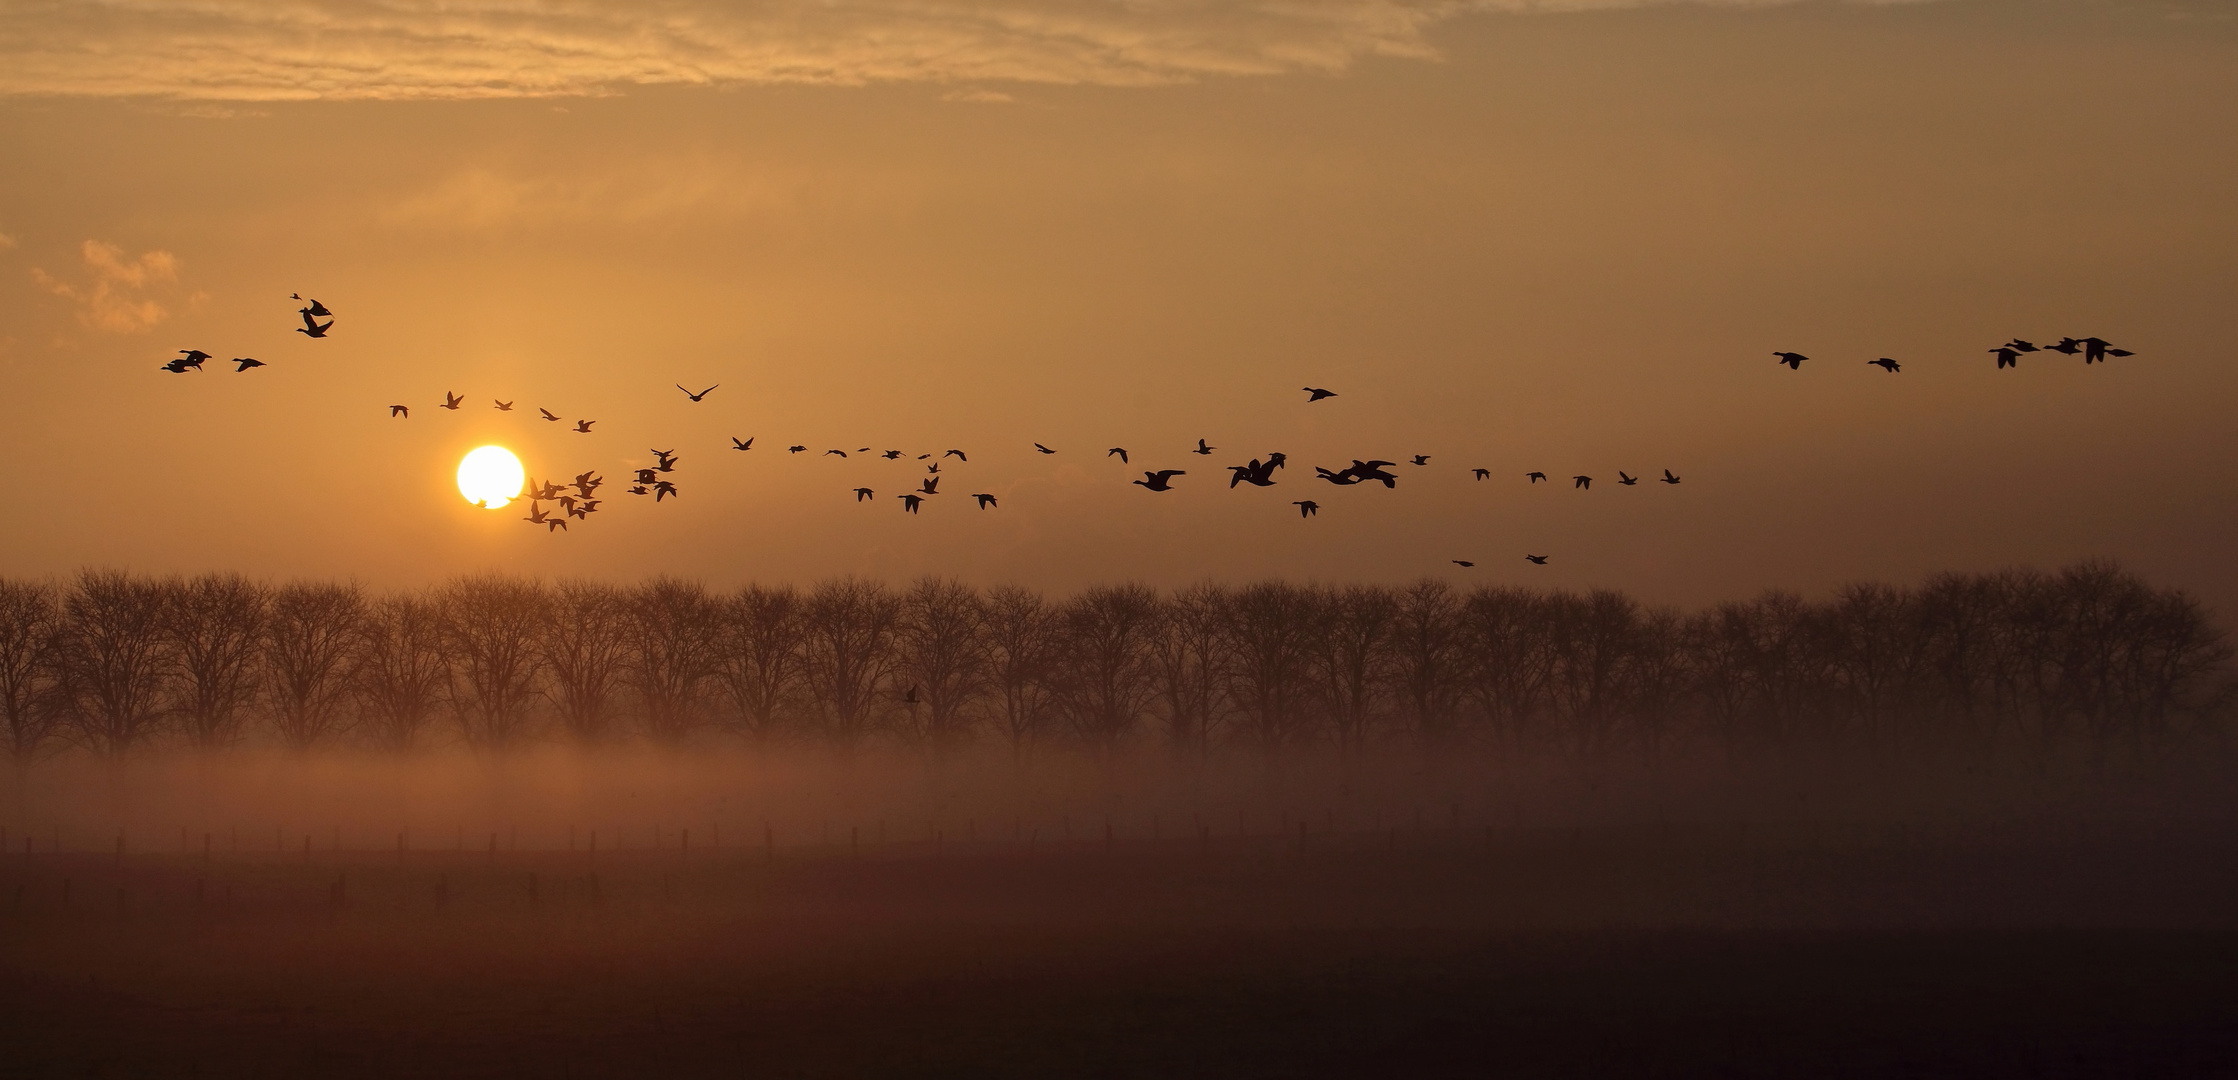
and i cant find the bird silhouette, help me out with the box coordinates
[1293,500,1319,517]
[825,449,847,457]
[1034,443,1055,454]
[2082,337,2123,363]
[160,358,198,373]
[1774,352,1807,369]
[1228,457,1282,488]
[442,392,464,410]
[1410,455,1430,466]
[1303,387,1337,402]
[653,481,679,502]
[788,445,807,454]
[1524,555,1549,565]
[1990,347,2021,370]
[494,400,513,411]
[882,450,903,460]
[1868,358,1900,373]
[2046,338,2083,356]
[926,463,940,474]
[854,488,875,502]
[1473,468,1490,480]
[1134,470,1185,491]
[1452,561,1475,568]
[546,518,568,533]
[920,477,940,495]
[232,357,264,372]
[653,449,679,471]
[390,405,409,418]
[944,450,968,461]
[1574,475,1591,489]
[678,384,718,402]
[629,485,649,496]
[2006,339,2041,353]
[1526,472,1546,483]
[1347,461,1399,488]
[177,349,213,363]
[290,295,332,317]
[1316,467,1362,486]
[635,468,661,484]
[574,420,594,433]
[1108,448,1130,464]
[296,310,332,338]
[1618,472,1637,486]
[733,437,755,451]
[536,408,558,422]
[573,472,602,497]
[972,493,997,509]
[1193,439,1215,456]
[1660,469,1681,485]
[900,493,922,514]
[523,504,551,526]
[561,497,588,519]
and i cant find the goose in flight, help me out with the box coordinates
[522,504,551,526]
[442,392,464,410]
[2082,337,2127,363]
[1293,500,1319,517]
[1192,439,1215,456]
[1774,352,1807,369]
[545,518,568,532]
[573,472,602,496]
[854,487,875,502]
[1134,470,1185,491]
[1034,443,1055,454]
[733,437,755,451]
[2046,337,2083,356]
[635,468,661,485]
[537,408,558,422]
[1526,472,1546,483]
[944,450,968,461]
[232,357,264,372]
[788,445,807,454]
[1348,461,1400,488]
[1573,475,1592,489]
[494,400,514,411]
[1990,347,2021,370]
[296,310,332,338]
[160,358,200,373]
[1660,469,1681,485]
[678,384,718,402]
[2006,339,2042,354]
[972,493,998,509]
[177,349,213,363]
[1410,455,1430,466]
[926,463,940,474]
[882,450,903,460]
[1303,387,1337,402]
[1316,467,1362,486]
[574,420,595,433]
[1868,358,1900,373]
[290,295,331,317]
[1617,472,1638,486]
[1473,469,1490,480]
[920,477,940,495]
[1108,448,1129,464]
[653,480,679,501]
[825,449,848,457]
[1228,457,1281,488]
[1524,555,1549,565]
[389,405,409,418]
[628,485,649,495]
[899,493,922,514]
[652,448,679,470]
[1451,561,1475,568]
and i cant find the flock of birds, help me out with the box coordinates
[158,300,2141,569]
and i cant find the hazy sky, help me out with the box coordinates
[1,0,2233,611]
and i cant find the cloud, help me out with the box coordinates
[0,0,1842,102]
[31,240,182,334]
[0,231,16,249]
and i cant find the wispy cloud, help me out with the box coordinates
[0,0,1837,102]
[31,241,182,334]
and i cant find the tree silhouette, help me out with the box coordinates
[265,581,364,750]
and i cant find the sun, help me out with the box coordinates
[456,445,525,509]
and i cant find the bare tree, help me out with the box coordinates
[0,579,62,763]
[1458,586,1555,750]
[356,592,448,751]
[1313,584,1396,755]
[623,578,722,742]
[715,584,803,745]
[1391,580,1465,743]
[894,577,989,748]
[800,577,900,747]
[1147,582,1228,752]
[437,575,549,750]
[265,581,366,750]
[983,585,1057,756]
[1051,583,1160,748]
[164,574,266,750]
[541,580,630,744]
[1223,581,1318,753]
[56,570,174,756]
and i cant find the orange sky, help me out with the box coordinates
[0,0,2233,612]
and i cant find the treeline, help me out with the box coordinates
[0,562,2227,761]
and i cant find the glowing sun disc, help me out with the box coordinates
[457,445,525,509]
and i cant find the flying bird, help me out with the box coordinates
[1526,472,1546,483]
[296,310,332,338]
[2082,337,2124,363]
[1293,501,1318,518]
[1303,387,1337,402]
[1410,455,1430,466]
[788,445,807,454]
[546,518,568,533]
[389,405,409,418]
[1618,472,1637,486]
[678,384,718,402]
[1193,439,1215,456]
[574,420,594,433]
[1452,561,1475,568]
[1034,443,1055,454]
[972,493,997,509]
[2045,338,2083,356]
[882,450,903,460]
[494,400,513,411]
[573,472,602,497]
[177,349,213,363]
[635,468,661,485]
[1108,448,1130,464]
[1774,352,1807,369]
[160,358,201,373]
[1228,458,1280,488]
[1524,555,1549,565]
[1574,475,1592,489]
[1134,470,1185,491]
[920,477,940,495]
[1990,347,2021,370]
[539,408,561,422]
[926,463,940,473]
[290,295,332,317]
[232,357,264,372]
[1316,467,1362,486]
[1473,469,1490,480]
[522,504,551,526]
[653,481,679,501]
[2005,339,2041,353]
[1660,469,1681,485]
[442,392,464,410]
[629,486,649,496]
[899,494,922,514]
[944,450,968,461]
[1347,460,1399,488]
[733,437,755,451]
[826,449,848,457]
[854,487,875,502]
[1868,358,1900,373]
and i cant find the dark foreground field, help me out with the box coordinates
[3,821,2237,1078]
